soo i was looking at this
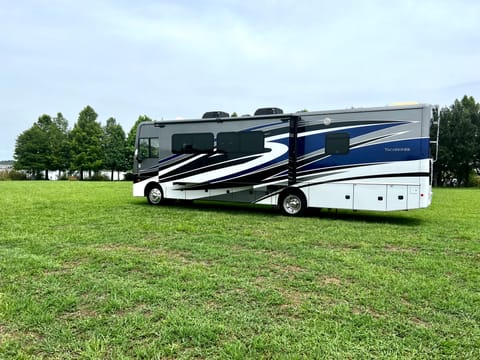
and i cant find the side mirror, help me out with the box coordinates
[135,149,142,162]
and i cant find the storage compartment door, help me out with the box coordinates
[353,184,387,211]
[387,185,408,211]
[407,185,420,209]
[308,183,353,210]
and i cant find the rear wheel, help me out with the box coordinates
[279,190,307,216]
[147,184,163,205]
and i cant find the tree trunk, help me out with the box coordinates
[111,169,114,181]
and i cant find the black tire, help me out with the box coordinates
[146,184,163,205]
[279,189,307,216]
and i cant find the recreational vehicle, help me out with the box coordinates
[133,104,437,216]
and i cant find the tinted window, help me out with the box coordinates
[172,133,214,154]
[217,131,265,154]
[139,137,159,158]
[325,132,350,155]
[150,138,159,157]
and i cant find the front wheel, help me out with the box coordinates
[147,185,163,205]
[279,190,307,216]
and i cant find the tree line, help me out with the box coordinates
[14,105,151,180]
[12,96,480,185]
[433,95,479,186]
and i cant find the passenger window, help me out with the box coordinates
[172,133,214,154]
[150,138,159,158]
[325,132,350,155]
[217,131,265,154]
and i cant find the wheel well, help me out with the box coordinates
[144,182,161,197]
[279,187,306,202]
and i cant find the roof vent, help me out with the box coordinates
[202,111,230,119]
[254,107,284,116]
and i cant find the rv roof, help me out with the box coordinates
[151,103,430,125]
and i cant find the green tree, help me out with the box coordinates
[434,95,480,186]
[70,106,103,180]
[103,117,127,181]
[14,114,68,179]
[33,115,53,178]
[126,115,152,172]
[49,113,70,177]
[14,123,48,178]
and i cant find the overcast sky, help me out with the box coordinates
[1,0,479,160]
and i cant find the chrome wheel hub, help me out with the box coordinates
[283,195,301,214]
[149,188,162,204]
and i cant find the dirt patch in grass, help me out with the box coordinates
[410,317,432,328]
[94,243,193,261]
[0,325,12,339]
[43,259,86,276]
[281,289,305,307]
[59,300,98,320]
[321,276,342,286]
[384,245,419,254]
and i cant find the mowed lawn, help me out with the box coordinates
[0,182,479,359]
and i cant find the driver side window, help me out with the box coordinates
[139,137,159,158]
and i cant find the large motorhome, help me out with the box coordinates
[133,104,437,216]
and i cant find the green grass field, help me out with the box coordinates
[0,182,479,359]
